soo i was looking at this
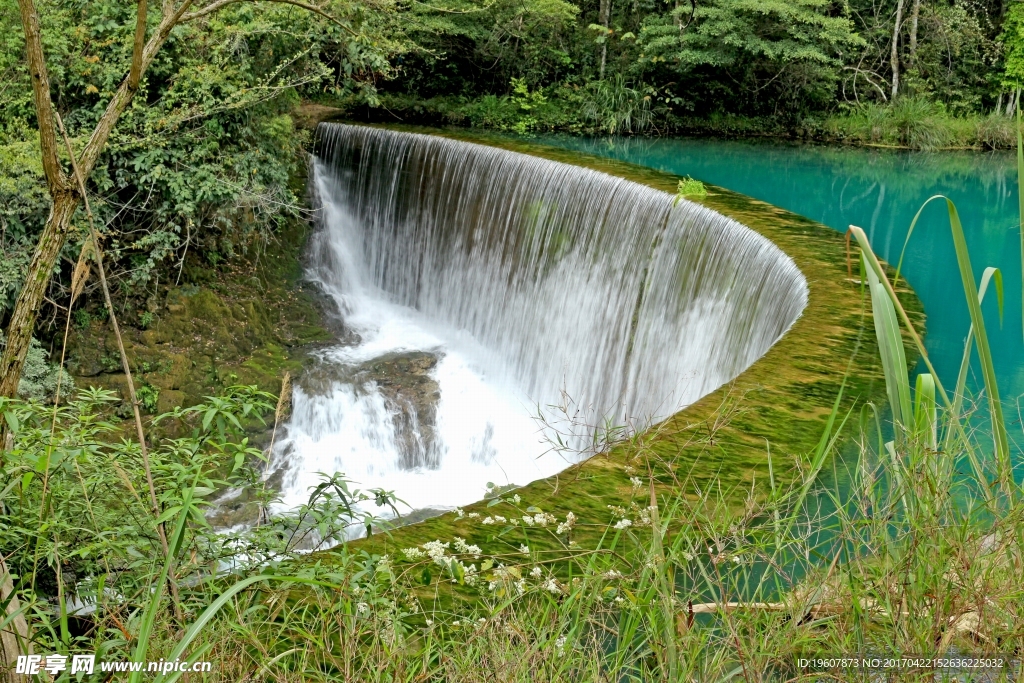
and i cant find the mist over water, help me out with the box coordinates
[269,124,808,515]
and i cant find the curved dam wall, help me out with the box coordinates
[271,123,809,513]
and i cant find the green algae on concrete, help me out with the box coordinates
[288,118,923,560]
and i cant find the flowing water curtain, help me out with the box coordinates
[309,124,809,433]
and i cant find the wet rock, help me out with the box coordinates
[357,352,443,470]
[298,350,444,470]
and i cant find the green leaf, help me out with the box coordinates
[154,505,183,525]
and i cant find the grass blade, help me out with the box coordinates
[1017,101,1023,342]
[944,201,1010,479]
[865,253,912,432]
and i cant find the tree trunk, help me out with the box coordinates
[891,0,905,100]
[909,0,921,63]
[599,0,611,79]
[0,192,79,401]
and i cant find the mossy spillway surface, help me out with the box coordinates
[269,123,808,517]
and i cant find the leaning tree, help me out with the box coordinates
[1,0,368,402]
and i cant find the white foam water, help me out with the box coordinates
[268,124,808,518]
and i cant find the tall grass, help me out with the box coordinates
[824,96,1018,150]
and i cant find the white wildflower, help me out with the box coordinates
[533,512,556,526]
[613,519,632,530]
[425,619,433,626]
[467,512,481,519]
[454,507,465,519]
[423,540,451,566]
[543,578,561,594]
[630,476,644,490]
[515,579,527,594]
[512,494,521,505]
[603,569,623,580]
[555,635,568,656]
[403,547,426,561]
[556,511,576,535]
[482,517,495,525]
[356,602,369,615]
[531,566,543,578]
[521,515,535,526]
[488,581,498,591]
[519,545,530,555]
[453,537,482,558]
[493,515,507,524]
[638,507,652,526]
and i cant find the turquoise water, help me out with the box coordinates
[540,135,1024,435]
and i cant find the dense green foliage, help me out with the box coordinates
[339,0,1022,143]
[0,0,398,378]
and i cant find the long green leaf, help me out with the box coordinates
[945,201,1010,476]
[950,266,1002,428]
[847,226,949,407]
[914,372,936,450]
[865,254,912,432]
[892,194,947,288]
[1017,99,1023,342]
[129,486,194,683]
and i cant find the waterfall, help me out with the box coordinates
[270,124,808,515]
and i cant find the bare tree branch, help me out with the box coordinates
[182,0,358,37]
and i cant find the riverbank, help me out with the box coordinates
[324,93,1019,151]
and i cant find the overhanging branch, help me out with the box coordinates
[182,0,358,36]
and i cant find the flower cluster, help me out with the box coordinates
[608,502,655,528]
[423,540,450,565]
[452,537,482,558]
[402,547,426,560]
[555,511,576,535]
[521,512,556,527]
[402,540,481,584]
